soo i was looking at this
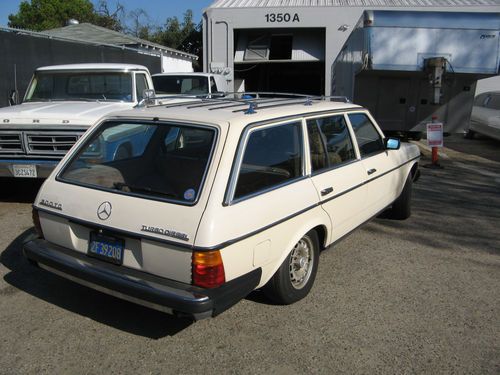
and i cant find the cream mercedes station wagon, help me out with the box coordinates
[24,95,420,320]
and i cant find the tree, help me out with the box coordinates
[152,10,203,69]
[8,0,123,31]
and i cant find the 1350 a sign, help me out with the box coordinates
[265,13,300,23]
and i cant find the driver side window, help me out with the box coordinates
[348,113,385,157]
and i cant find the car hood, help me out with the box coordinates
[0,101,133,126]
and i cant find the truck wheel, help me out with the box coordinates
[263,230,319,305]
[388,173,412,220]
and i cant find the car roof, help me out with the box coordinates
[105,97,363,129]
[36,63,150,72]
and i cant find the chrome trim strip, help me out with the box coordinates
[198,155,420,251]
[40,155,419,252]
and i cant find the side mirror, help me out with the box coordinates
[385,137,400,150]
[8,90,18,106]
[142,89,155,101]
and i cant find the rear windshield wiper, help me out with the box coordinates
[113,182,177,199]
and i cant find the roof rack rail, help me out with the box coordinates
[135,92,352,113]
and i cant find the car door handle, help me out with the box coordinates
[367,168,377,175]
[320,187,334,196]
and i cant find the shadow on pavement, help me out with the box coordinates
[1,229,193,338]
[0,178,44,203]
[367,155,500,257]
[443,135,500,164]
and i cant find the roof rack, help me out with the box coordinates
[137,92,352,114]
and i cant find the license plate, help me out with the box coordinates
[88,232,124,265]
[12,164,37,178]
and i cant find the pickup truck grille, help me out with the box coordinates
[0,133,24,153]
[26,133,80,155]
[0,131,84,157]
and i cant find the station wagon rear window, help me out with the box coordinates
[59,121,216,204]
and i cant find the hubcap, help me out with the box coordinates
[289,236,314,290]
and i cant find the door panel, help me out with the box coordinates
[310,162,368,241]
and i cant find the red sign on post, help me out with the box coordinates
[427,122,443,148]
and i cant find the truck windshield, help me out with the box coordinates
[59,121,216,204]
[153,76,209,95]
[25,71,133,102]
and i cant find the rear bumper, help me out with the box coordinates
[24,239,262,320]
[0,159,59,178]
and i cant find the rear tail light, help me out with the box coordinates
[32,208,44,239]
[192,250,225,288]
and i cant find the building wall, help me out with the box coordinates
[0,31,162,108]
[161,54,194,73]
[204,5,499,95]
[476,75,500,94]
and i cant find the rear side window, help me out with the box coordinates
[348,113,384,157]
[486,94,500,110]
[306,114,356,172]
[234,122,303,200]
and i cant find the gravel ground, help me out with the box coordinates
[0,135,499,374]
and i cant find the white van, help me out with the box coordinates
[24,96,420,320]
[465,91,500,141]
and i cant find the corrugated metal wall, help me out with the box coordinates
[0,31,161,108]
[210,0,499,8]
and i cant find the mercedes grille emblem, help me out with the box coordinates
[97,201,112,220]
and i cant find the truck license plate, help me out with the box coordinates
[12,164,37,178]
[88,232,124,265]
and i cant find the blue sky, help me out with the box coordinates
[0,0,214,27]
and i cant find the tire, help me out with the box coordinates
[387,173,412,220]
[263,230,320,305]
[464,129,475,139]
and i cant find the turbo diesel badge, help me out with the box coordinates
[141,225,189,241]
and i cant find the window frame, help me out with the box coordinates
[345,110,386,159]
[134,72,149,103]
[304,112,360,176]
[225,119,306,205]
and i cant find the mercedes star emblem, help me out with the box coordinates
[97,201,112,220]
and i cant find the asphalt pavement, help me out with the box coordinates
[0,135,499,374]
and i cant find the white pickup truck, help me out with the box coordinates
[152,73,227,97]
[0,63,154,178]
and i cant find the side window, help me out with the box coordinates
[135,73,148,101]
[473,94,486,106]
[348,113,385,157]
[210,77,218,93]
[306,115,356,172]
[487,94,500,110]
[234,122,303,200]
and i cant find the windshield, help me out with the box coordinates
[25,71,133,102]
[59,121,217,204]
[153,76,209,95]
